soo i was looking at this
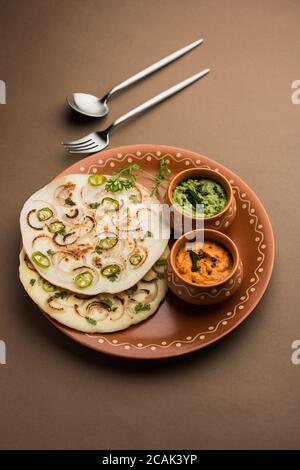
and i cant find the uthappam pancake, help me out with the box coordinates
[19,248,169,333]
[20,174,170,295]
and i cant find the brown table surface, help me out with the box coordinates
[0,0,299,450]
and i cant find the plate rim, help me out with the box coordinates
[37,144,275,359]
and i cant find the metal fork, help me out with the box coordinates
[62,68,210,154]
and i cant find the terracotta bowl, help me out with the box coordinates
[166,229,243,306]
[165,167,236,232]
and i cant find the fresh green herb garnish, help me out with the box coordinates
[54,290,68,299]
[42,280,55,293]
[144,230,153,238]
[47,249,55,257]
[185,188,203,207]
[150,158,171,197]
[126,286,137,296]
[105,164,140,193]
[30,279,36,286]
[85,316,97,325]
[134,303,151,313]
[94,245,103,255]
[129,194,138,204]
[188,250,205,272]
[89,202,101,209]
[65,197,76,206]
[155,259,167,267]
[157,272,165,279]
[189,250,200,272]
[100,298,113,308]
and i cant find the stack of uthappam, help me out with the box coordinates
[19,174,170,332]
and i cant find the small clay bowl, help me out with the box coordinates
[165,229,243,306]
[165,168,236,232]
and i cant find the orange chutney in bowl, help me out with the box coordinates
[175,241,233,286]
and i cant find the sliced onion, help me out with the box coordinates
[128,280,158,303]
[72,215,95,237]
[26,201,56,230]
[32,233,55,249]
[53,231,78,247]
[119,187,143,208]
[142,268,157,282]
[108,296,125,321]
[56,293,83,308]
[74,299,110,322]
[52,251,88,283]
[114,210,141,233]
[54,182,76,206]
[153,259,166,275]
[80,184,107,206]
[92,254,103,269]
[64,208,79,220]
[26,210,43,231]
[24,254,35,271]
[47,295,64,311]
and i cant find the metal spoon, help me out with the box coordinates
[67,38,204,117]
[63,68,210,154]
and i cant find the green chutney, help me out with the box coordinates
[173,178,227,218]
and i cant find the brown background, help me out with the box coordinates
[0,0,299,450]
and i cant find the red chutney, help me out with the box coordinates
[175,241,233,286]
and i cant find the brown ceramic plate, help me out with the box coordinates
[43,145,274,359]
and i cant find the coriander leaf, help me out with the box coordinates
[65,197,76,206]
[155,259,167,267]
[30,279,36,286]
[107,274,118,282]
[150,158,171,197]
[129,194,138,204]
[126,286,137,296]
[157,272,165,279]
[85,316,97,325]
[54,291,68,299]
[100,298,113,308]
[105,164,140,193]
[47,249,55,257]
[134,303,151,313]
[144,230,153,238]
[89,202,101,209]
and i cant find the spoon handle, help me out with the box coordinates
[108,68,210,132]
[106,38,204,99]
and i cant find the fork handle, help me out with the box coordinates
[108,68,210,132]
[106,38,204,100]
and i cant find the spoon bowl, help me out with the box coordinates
[67,93,109,118]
